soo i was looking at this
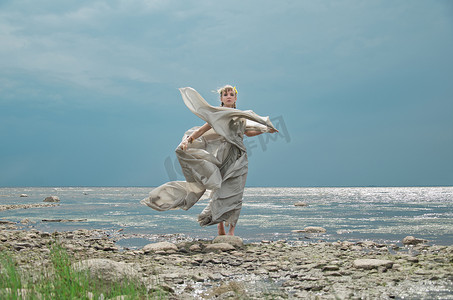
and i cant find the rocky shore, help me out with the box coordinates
[1,222,452,299]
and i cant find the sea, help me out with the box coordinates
[1,186,452,249]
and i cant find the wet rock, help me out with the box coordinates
[294,202,308,207]
[142,242,178,253]
[0,203,59,211]
[306,226,326,233]
[212,235,243,247]
[0,220,15,224]
[43,196,60,202]
[20,194,28,197]
[42,219,87,222]
[292,227,327,233]
[402,236,427,245]
[353,259,394,270]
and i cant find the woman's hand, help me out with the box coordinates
[269,128,279,133]
[179,139,189,150]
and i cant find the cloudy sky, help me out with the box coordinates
[1,0,452,187]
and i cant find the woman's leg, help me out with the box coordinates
[228,224,235,236]
[218,222,226,235]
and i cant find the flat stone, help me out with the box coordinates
[162,273,183,280]
[143,242,178,253]
[305,227,326,233]
[322,265,340,272]
[353,259,394,270]
[293,227,326,233]
[212,235,243,247]
[205,243,235,252]
[73,259,139,284]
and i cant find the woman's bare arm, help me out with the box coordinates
[245,127,278,137]
[245,130,262,137]
[190,122,212,140]
[180,122,212,150]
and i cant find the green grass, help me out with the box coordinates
[0,242,167,299]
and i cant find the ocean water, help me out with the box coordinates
[1,187,452,248]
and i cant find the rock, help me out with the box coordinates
[212,235,243,247]
[402,236,427,245]
[359,241,377,248]
[189,244,201,252]
[0,220,15,224]
[73,259,139,284]
[294,202,308,207]
[20,194,28,197]
[158,283,175,293]
[44,196,60,202]
[142,242,178,253]
[322,265,340,272]
[0,203,59,211]
[205,243,235,252]
[192,274,206,282]
[304,227,326,233]
[209,273,224,281]
[293,227,326,233]
[406,256,419,263]
[13,243,36,250]
[353,259,394,270]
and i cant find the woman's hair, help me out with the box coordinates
[217,85,238,108]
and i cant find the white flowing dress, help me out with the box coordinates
[141,87,276,227]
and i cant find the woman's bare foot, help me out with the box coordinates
[218,222,226,235]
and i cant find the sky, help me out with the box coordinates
[1,0,452,187]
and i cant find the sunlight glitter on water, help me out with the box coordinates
[1,186,452,245]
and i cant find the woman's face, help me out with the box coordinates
[221,89,237,108]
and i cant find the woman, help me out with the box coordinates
[141,85,277,236]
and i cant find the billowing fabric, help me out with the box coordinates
[141,87,276,227]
